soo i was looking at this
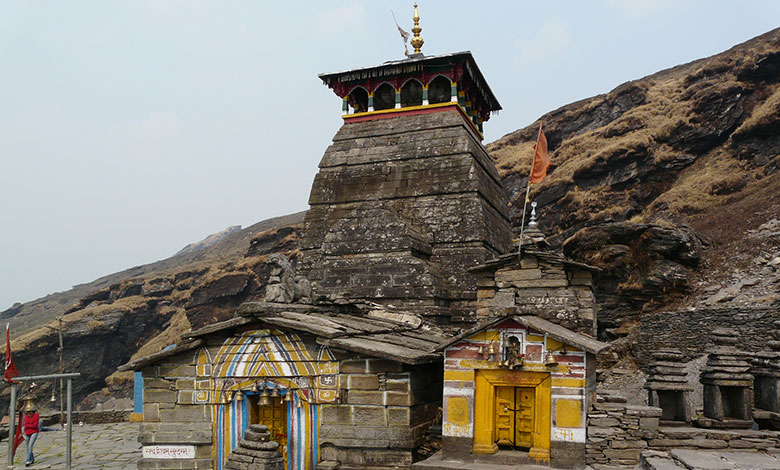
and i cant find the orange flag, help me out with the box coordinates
[529,123,549,184]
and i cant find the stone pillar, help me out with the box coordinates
[696,328,754,429]
[224,424,284,470]
[751,320,780,429]
[644,349,693,423]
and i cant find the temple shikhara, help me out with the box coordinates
[120,5,612,470]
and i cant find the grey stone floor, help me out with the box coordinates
[0,422,140,469]
[641,449,780,470]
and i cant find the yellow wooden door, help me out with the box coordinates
[256,399,288,468]
[495,386,515,446]
[515,387,535,449]
[494,386,535,449]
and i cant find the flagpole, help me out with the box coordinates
[518,122,543,257]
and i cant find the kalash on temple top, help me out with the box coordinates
[318,3,501,138]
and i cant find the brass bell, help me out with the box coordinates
[24,399,38,412]
[251,382,260,393]
[284,391,292,403]
[297,398,304,409]
[235,390,244,402]
[259,387,272,406]
[270,386,280,399]
[545,353,558,368]
[478,345,484,355]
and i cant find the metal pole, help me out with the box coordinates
[12,373,80,382]
[7,383,17,469]
[58,317,64,426]
[66,378,72,470]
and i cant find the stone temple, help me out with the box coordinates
[121,7,611,470]
[301,51,511,324]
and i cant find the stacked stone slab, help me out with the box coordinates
[224,424,283,470]
[751,320,780,429]
[697,328,754,429]
[586,397,661,467]
[299,111,513,323]
[645,348,693,423]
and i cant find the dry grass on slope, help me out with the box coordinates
[488,28,780,241]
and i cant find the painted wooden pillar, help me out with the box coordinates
[450,81,458,102]
[473,371,498,454]
[342,97,349,114]
[422,84,429,106]
[368,92,374,112]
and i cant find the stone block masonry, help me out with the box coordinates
[138,352,213,470]
[586,399,661,467]
[586,396,780,467]
[299,110,513,320]
[638,306,780,367]
[474,253,598,335]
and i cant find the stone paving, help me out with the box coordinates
[0,422,140,469]
[641,449,780,470]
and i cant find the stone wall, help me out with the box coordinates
[299,110,513,320]
[586,400,661,467]
[475,253,597,335]
[587,397,780,467]
[139,353,213,470]
[320,359,441,470]
[637,307,780,367]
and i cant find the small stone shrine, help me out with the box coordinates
[645,348,693,424]
[696,328,754,429]
[225,424,284,470]
[751,320,780,429]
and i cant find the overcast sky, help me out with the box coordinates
[1,1,778,310]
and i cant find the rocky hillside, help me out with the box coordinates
[4,29,780,410]
[0,212,304,409]
[489,27,780,338]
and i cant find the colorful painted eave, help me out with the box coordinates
[437,315,610,355]
[318,50,502,112]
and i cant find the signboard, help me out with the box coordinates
[143,445,196,459]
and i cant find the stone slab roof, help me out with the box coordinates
[241,303,454,365]
[468,248,601,274]
[438,314,610,355]
[118,338,203,372]
[119,302,457,371]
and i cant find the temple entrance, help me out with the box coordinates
[473,369,550,461]
[249,396,288,468]
[495,386,535,449]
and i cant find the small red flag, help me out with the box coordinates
[529,123,550,184]
[13,404,24,455]
[4,324,18,383]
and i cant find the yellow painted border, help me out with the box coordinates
[473,369,551,462]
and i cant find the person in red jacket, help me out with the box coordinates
[21,401,56,467]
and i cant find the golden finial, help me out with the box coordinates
[411,3,424,55]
